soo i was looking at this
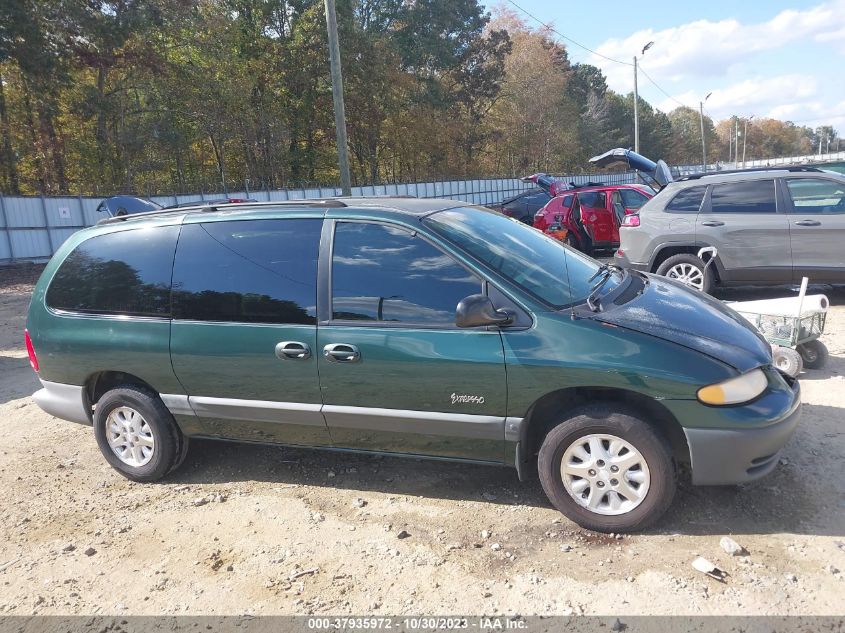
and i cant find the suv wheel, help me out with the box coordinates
[656,253,713,293]
[94,386,185,482]
[537,405,676,533]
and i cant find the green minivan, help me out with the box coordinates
[25,199,801,532]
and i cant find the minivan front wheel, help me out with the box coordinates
[656,253,713,293]
[537,406,676,533]
[94,386,184,482]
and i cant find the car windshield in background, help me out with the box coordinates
[425,207,605,308]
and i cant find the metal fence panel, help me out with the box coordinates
[7,155,839,264]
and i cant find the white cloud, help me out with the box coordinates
[592,0,845,91]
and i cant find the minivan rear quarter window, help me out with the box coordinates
[171,219,321,324]
[710,180,777,213]
[666,186,706,213]
[46,226,179,317]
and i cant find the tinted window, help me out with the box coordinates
[425,207,611,308]
[619,189,649,209]
[578,191,606,208]
[666,186,706,212]
[710,180,776,213]
[172,219,321,324]
[786,178,845,214]
[331,222,481,325]
[46,227,178,316]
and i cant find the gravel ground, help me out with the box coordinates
[0,264,843,616]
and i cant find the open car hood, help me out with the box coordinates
[97,195,163,216]
[589,148,673,189]
[521,173,560,195]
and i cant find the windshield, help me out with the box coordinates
[425,206,610,308]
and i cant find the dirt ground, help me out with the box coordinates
[0,263,843,616]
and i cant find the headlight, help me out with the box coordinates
[697,368,768,405]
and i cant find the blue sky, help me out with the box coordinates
[485,0,845,133]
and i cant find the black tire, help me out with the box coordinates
[773,346,803,377]
[565,233,579,250]
[655,253,714,294]
[797,340,828,370]
[537,405,676,533]
[93,386,183,482]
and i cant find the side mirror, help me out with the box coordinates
[456,294,513,328]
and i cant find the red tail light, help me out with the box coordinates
[24,329,39,373]
[622,214,640,227]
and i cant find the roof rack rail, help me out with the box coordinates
[98,199,347,225]
[678,165,823,181]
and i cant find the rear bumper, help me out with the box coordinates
[683,378,801,485]
[33,379,91,425]
[613,251,649,272]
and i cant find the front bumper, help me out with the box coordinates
[613,251,648,272]
[682,375,801,485]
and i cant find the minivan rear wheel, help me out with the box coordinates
[656,253,713,293]
[537,405,676,533]
[94,386,184,482]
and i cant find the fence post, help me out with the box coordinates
[40,195,56,256]
[77,195,87,228]
[0,194,15,262]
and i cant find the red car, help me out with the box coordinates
[526,175,653,253]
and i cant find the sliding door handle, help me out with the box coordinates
[794,219,821,226]
[275,341,311,360]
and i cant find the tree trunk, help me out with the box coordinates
[209,133,227,194]
[0,72,20,194]
[21,78,46,193]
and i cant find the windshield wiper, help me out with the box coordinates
[586,264,625,312]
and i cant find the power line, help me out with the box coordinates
[504,0,634,67]
[637,65,691,109]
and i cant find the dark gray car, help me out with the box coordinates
[613,167,845,292]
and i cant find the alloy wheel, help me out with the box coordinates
[666,262,704,291]
[560,434,651,515]
[105,406,155,467]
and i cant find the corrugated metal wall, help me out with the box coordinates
[0,172,636,263]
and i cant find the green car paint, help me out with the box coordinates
[26,199,800,491]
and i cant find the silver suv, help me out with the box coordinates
[613,167,845,292]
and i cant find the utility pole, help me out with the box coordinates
[742,115,754,168]
[699,92,711,172]
[735,118,739,166]
[633,56,639,154]
[324,0,352,196]
[633,41,653,155]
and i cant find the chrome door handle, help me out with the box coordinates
[275,341,311,360]
[700,220,724,227]
[323,343,361,363]
[794,219,821,226]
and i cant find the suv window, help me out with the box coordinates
[46,226,179,317]
[578,191,606,208]
[710,180,777,213]
[619,189,649,209]
[171,219,321,324]
[666,186,706,213]
[331,222,481,325]
[785,178,845,214]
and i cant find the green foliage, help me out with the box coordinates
[0,1,838,195]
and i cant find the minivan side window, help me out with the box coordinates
[46,226,179,317]
[710,180,777,213]
[785,178,845,214]
[666,186,706,213]
[171,219,321,324]
[331,222,481,325]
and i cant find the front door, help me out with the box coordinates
[782,177,845,283]
[317,220,507,462]
[169,217,332,446]
[696,179,792,283]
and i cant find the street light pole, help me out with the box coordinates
[633,41,653,154]
[742,115,754,168]
[699,92,711,172]
[324,0,352,196]
[735,117,739,166]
